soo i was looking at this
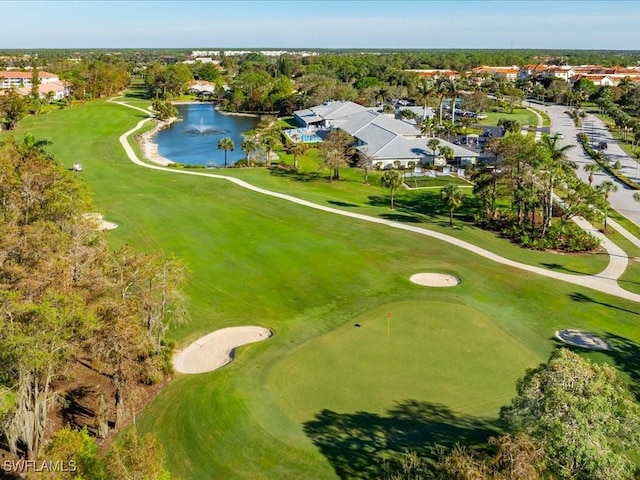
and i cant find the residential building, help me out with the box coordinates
[0,70,69,100]
[471,66,520,82]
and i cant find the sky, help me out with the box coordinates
[2,0,640,50]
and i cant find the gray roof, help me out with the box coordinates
[358,136,478,160]
[396,106,435,119]
[294,108,324,124]
[297,101,477,162]
[310,101,367,120]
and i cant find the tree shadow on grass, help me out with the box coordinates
[368,191,480,227]
[567,292,640,316]
[380,213,421,223]
[602,333,640,399]
[123,89,150,100]
[269,168,322,182]
[551,331,640,400]
[303,400,499,479]
[328,200,359,208]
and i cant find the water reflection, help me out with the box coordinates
[155,103,259,166]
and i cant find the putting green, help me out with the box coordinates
[268,301,540,427]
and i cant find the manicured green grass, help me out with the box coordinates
[4,98,640,479]
[270,301,540,422]
[404,175,473,189]
[483,108,539,128]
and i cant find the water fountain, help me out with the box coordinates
[184,117,229,136]
[155,103,259,166]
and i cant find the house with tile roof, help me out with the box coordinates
[471,66,520,82]
[0,70,69,100]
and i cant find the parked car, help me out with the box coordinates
[476,113,487,120]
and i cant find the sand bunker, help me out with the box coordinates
[410,273,461,287]
[173,326,272,374]
[555,329,611,351]
[82,213,118,230]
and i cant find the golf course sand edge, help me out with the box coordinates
[173,326,272,374]
[410,273,461,287]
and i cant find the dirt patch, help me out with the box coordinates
[173,326,272,374]
[410,273,461,287]
[555,329,611,350]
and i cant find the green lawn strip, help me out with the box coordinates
[404,175,473,189]
[482,108,538,128]
[534,108,551,127]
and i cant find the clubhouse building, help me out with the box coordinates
[292,101,478,169]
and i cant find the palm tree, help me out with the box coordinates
[438,145,455,165]
[217,136,234,167]
[414,78,433,116]
[583,162,601,186]
[20,133,52,159]
[380,169,403,210]
[440,184,465,227]
[539,133,576,232]
[241,136,259,166]
[286,141,308,170]
[497,118,521,135]
[595,180,618,232]
[261,134,279,167]
[418,116,436,137]
[427,138,441,161]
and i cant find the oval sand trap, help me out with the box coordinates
[555,329,611,351]
[410,273,461,287]
[173,326,272,374]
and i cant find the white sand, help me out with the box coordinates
[555,329,611,351]
[173,326,272,374]
[82,213,118,230]
[136,117,177,166]
[410,273,461,287]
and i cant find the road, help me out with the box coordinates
[541,104,640,227]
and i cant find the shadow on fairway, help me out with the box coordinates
[123,89,151,100]
[540,252,612,276]
[603,333,640,399]
[303,400,499,479]
[269,168,322,182]
[568,292,640,316]
[379,213,421,223]
[328,200,360,208]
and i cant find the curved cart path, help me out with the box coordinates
[110,98,640,304]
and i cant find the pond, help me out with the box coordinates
[155,103,260,166]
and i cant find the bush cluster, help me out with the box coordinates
[475,214,600,252]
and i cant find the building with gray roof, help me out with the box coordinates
[292,101,478,168]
